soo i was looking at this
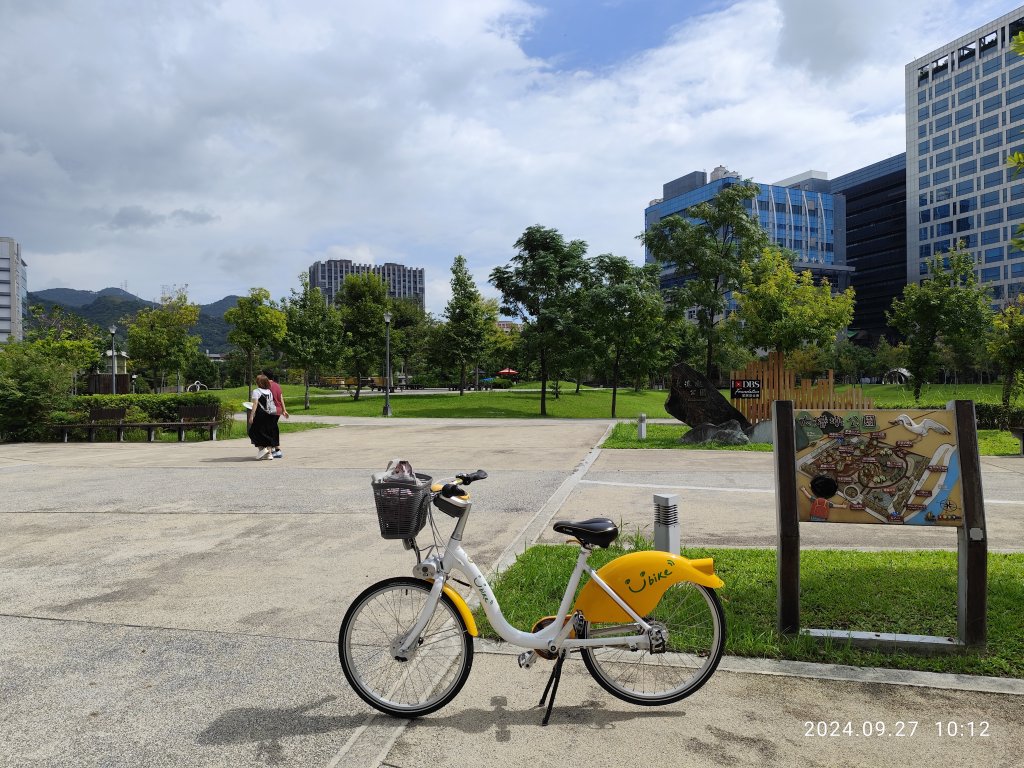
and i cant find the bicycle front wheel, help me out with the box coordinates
[580,582,725,705]
[339,577,474,717]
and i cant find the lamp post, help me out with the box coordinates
[108,325,117,395]
[382,311,393,417]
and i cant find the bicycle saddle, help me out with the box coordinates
[552,518,619,548]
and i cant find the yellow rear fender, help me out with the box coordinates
[574,551,724,624]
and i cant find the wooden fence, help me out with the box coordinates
[730,351,873,424]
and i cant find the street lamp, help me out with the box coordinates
[108,325,117,395]
[382,311,393,417]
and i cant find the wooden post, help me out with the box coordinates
[773,400,800,635]
[952,400,987,648]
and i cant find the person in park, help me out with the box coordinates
[262,369,289,458]
[247,373,279,461]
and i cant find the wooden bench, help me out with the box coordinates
[141,405,222,442]
[57,407,128,442]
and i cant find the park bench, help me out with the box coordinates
[57,407,128,442]
[141,405,222,442]
[55,405,221,443]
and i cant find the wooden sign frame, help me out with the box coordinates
[773,400,987,651]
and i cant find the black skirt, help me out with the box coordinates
[248,394,280,448]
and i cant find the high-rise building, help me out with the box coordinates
[907,6,1024,307]
[0,237,27,342]
[644,167,851,316]
[308,259,425,309]
[831,154,907,343]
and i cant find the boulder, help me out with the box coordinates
[744,420,775,445]
[680,419,750,446]
[665,362,750,430]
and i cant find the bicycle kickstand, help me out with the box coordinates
[538,650,567,726]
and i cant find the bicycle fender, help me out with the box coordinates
[441,585,479,637]
[574,551,724,624]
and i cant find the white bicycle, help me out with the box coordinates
[338,466,727,724]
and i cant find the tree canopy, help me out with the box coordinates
[490,225,589,415]
[732,246,855,354]
[225,287,287,388]
[888,246,992,401]
[336,272,389,400]
[638,179,769,378]
[125,287,201,391]
[281,275,344,408]
[442,255,493,394]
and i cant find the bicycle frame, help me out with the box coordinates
[396,508,653,657]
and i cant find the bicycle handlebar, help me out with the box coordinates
[438,469,488,498]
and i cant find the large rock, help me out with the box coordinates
[744,420,775,445]
[680,420,750,446]
[665,362,751,430]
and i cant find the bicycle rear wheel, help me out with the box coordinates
[339,577,474,717]
[580,582,725,705]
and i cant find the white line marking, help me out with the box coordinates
[577,479,1023,505]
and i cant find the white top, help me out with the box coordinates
[251,387,273,408]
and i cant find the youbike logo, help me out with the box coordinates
[624,559,675,594]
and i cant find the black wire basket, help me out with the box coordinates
[372,472,433,540]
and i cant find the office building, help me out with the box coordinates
[907,6,1024,306]
[0,237,27,342]
[831,154,907,343]
[309,259,425,308]
[644,167,851,315]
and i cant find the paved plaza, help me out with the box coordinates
[1,419,1022,766]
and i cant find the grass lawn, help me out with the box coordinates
[474,543,1024,678]
[271,388,673,419]
[600,422,1020,456]
[841,382,1012,407]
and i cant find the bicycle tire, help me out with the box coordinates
[579,582,725,706]
[339,577,474,717]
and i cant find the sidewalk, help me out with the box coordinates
[0,420,1020,767]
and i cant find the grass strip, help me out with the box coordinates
[472,543,1024,678]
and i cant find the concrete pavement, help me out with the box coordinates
[0,419,1021,767]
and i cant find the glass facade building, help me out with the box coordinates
[0,237,27,342]
[644,168,849,314]
[831,154,907,343]
[907,7,1024,306]
[309,259,425,309]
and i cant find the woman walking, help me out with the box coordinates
[247,373,279,460]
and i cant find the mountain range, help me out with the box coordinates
[27,288,240,353]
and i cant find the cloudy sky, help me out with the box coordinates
[2,0,1023,314]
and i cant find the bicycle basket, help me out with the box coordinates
[372,472,432,540]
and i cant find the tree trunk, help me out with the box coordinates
[459,363,466,396]
[704,319,715,380]
[354,369,362,401]
[539,348,548,416]
[611,350,620,418]
[304,370,311,409]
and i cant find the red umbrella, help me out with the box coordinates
[497,368,519,376]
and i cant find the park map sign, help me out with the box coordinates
[795,409,963,527]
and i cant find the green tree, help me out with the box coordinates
[732,247,855,354]
[988,295,1024,415]
[639,180,770,378]
[24,304,103,394]
[125,287,202,391]
[389,299,432,385]
[490,225,589,416]
[336,273,389,401]
[871,336,908,379]
[587,255,666,417]
[833,339,874,384]
[0,341,76,442]
[281,275,345,409]
[443,255,493,394]
[888,246,992,401]
[225,288,287,389]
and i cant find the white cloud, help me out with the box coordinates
[3,0,1024,315]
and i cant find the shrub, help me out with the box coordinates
[491,378,512,389]
[0,342,76,442]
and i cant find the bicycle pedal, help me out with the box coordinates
[518,651,537,669]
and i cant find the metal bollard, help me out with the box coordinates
[654,493,680,554]
[638,412,647,440]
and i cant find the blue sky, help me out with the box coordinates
[2,0,1024,314]
[521,0,725,71]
